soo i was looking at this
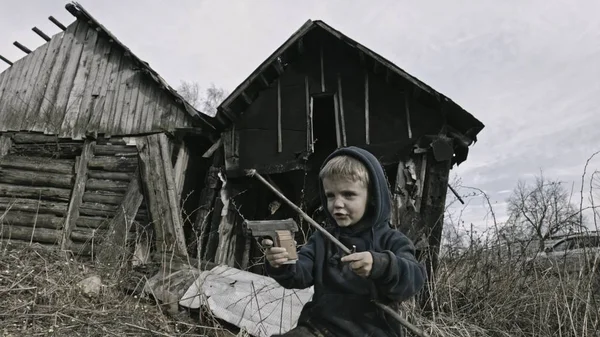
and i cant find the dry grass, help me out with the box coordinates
[0,240,236,337]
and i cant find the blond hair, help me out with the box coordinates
[319,155,369,187]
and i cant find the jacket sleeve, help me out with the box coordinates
[264,232,318,290]
[368,231,427,302]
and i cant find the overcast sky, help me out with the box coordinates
[1,0,599,235]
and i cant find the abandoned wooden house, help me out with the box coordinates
[193,19,485,297]
[0,2,219,264]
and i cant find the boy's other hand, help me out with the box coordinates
[262,239,289,268]
[341,252,373,278]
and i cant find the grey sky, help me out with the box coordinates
[2,0,599,235]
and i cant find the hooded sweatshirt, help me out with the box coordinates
[266,146,427,337]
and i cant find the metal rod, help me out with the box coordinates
[32,27,51,41]
[13,41,31,54]
[246,168,431,337]
[48,16,67,31]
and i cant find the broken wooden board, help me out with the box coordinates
[180,265,314,337]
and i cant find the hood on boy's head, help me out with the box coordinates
[318,146,392,230]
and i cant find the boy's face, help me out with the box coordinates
[322,177,368,227]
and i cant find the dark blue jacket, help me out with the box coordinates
[266,147,427,337]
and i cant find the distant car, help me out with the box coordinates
[525,233,600,274]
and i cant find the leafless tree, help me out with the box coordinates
[177,81,228,117]
[507,172,584,251]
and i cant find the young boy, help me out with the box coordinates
[263,146,427,337]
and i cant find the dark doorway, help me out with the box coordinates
[310,94,338,166]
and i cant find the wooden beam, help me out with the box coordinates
[13,41,31,54]
[241,91,252,105]
[259,73,269,87]
[337,74,347,146]
[97,168,144,265]
[274,59,284,74]
[405,93,413,139]
[61,140,94,250]
[0,134,12,157]
[32,27,51,42]
[277,79,282,153]
[364,71,370,144]
[173,142,190,199]
[202,138,222,158]
[48,16,67,31]
[158,134,188,258]
[305,76,313,153]
[320,46,325,92]
[0,55,12,66]
[333,93,341,148]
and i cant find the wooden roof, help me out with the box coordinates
[215,19,484,145]
[0,2,216,139]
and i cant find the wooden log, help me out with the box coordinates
[75,216,110,230]
[305,76,313,153]
[0,155,74,174]
[137,134,187,258]
[0,184,71,202]
[97,168,144,264]
[0,55,12,66]
[71,228,105,243]
[418,154,451,312]
[48,16,66,31]
[32,27,51,42]
[0,169,74,189]
[13,41,31,54]
[0,226,61,244]
[9,143,83,159]
[87,170,132,182]
[86,178,129,193]
[158,134,188,258]
[82,191,123,205]
[61,140,94,250]
[0,197,67,216]
[78,203,116,218]
[0,135,12,157]
[93,144,138,156]
[88,156,138,172]
[0,212,63,229]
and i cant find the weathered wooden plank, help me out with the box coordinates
[82,191,123,205]
[158,133,188,257]
[78,202,116,218]
[124,72,142,134]
[111,57,134,136]
[142,84,158,132]
[0,155,74,174]
[37,21,79,133]
[93,144,137,156]
[97,168,144,264]
[0,197,68,216]
[18,42,51,131]
[0,168,74,189]
[9,143,83,159]
[0,225,61,244]
[0,184,71,202]
[0,58,14,107]
[87,156,138,172]
[365,70,370,144]
[75,216,110,230]
[173,142,189,199]
[62,26,99,139]
[61,140,94,250]
[88,42,119,133]
[6,44,38,131]
[0,212,64,229]
[25,31,63,132]
[86,178,129,193]
[151,91,168,131]
[337,74,347,146]
[277,79,282,153]
[87,170,132,182]
[132,78,150,133]
[0,56,25,131]
[48,22,88,135]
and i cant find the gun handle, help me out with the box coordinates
[275,230,298,263]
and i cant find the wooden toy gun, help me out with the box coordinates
[245,218,299,264]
